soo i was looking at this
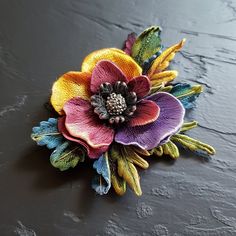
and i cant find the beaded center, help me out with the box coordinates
[90,81,137,124]
[106,93,127,115]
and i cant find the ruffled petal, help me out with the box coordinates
[64,97,114,151]
[127,76,150,99]
[90,60,127,94]
[81,48,142,80]
[115,92,185,150]
[51,71,91,115]
[58,117,107,158]
[129,100,160,127]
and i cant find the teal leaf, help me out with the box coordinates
[131,26,162,67]
[50,141,85,171]
[170,83,203,109]
[31,118,64,149]
[92,153,111,195]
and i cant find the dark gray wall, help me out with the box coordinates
[0,0,236,235]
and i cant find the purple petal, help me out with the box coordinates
[115,92,185,150]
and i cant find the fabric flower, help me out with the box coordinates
[51,48,185,158]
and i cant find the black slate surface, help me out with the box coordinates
[0,0,236,235]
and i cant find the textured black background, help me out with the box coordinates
[0,0,236,235]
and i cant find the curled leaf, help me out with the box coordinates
[92,152,111,195]
[50,142,85,171]
[150,70,178,87]
[171,134,216,156]
[180,121,198,132]
[31,118,64,149]
[170,83,203,109]
[131,26,162,66]
[148,39,186,78]
[162,141,180,159]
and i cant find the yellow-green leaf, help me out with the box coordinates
[171,134,216,156]
[150,85,173,94]
[117,156,142,196]
[162,141,180,159]
[150,70,178,87]
[111,171,127,196]
[180,121,198,132]
[108,151,127,196]
[152,146,164,157]
[109,144,150,195]
[129,145,151,157]
[148,39,186,77]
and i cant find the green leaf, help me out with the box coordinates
[131,26,162,66]
[162,141,180,159]
[171,134,216,156]
[50,142,85,171]
[125,146,149,169]
[180,121,198,133]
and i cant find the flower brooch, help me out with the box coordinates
[31,26,215,196]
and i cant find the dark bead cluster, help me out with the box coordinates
[90,81,137,124]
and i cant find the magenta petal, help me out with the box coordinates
[63,97,114,156]
[123,32,136,55]
[58,117,107,158]
[127,76,150,99]
[129,100,160,127]
[90,60,128,94]
[115,92,185,150]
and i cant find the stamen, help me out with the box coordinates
[106,93,127,116]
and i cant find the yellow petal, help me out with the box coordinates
[148,39,186,77]
[51,71,91,115]
[151,70,178,86]
[81,48,142,80]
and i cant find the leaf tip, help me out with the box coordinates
[181,38,186,45]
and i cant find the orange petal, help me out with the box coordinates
[50,71,91,115]
[81,48,142,80]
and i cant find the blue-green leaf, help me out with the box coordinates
[131,26,162,67]
[31,118,64,149]
[50,141,85,171]
[92,153,111,195]
[170,83,203,109]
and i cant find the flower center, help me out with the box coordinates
[106,93,127,115]
[90,81,137,124]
